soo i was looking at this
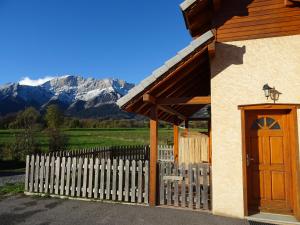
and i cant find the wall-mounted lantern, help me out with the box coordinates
[263,84,282,103]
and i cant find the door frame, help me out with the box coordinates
[239,104,300,220]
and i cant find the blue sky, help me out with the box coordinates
[0,0,191,85]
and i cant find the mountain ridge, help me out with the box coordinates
[0,75,135,118]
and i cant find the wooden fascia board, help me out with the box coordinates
[156,96,211,105]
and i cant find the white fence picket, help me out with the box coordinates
[60,157,66,195]
[66,157,71,196]
[39,156,45,193]
[25,155,30,191]
[88,158,94,198]
[34,155,40,192]
[94,158,99,199]
[106,159,111,200]
[45,156,50,194]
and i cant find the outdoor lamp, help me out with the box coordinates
[262,84,282,103]
[263,84,272,99]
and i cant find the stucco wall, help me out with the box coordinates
[210,35,300,218]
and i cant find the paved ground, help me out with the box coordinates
[0,195,250,225]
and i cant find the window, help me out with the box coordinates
[251,116,281,130]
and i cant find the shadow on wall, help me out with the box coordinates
[211,43,246,79]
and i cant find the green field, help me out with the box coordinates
[0,128,174,151]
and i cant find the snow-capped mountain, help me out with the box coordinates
[0,75,135,118]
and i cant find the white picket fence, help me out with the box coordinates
[159,162,211,210]
[25,155,149,204]
[158,145,174,162]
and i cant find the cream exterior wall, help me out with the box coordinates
[210,35,300,218]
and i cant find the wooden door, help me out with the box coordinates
[246,110,293,214]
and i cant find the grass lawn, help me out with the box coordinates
[0,128,176,151]
[0,183,24,198]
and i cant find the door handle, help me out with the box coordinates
[246,154,254,167]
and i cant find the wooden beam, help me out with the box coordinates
[173,118,179,164]
[159,105,186,121]
[149,106,158,206]
[157,96,211,105]
[143,94,156,105]
[143,94,186,121]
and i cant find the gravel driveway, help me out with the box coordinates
[0,195,251,225]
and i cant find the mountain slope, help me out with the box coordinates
[0,76,135,118]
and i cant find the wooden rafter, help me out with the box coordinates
[143,94,186,121]
[157,96,211,105]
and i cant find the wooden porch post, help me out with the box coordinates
[173,118,179,163]
[149,106,158,206]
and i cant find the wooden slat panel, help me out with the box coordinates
[65,157,71,196]
[112,159,117,201]
[195,164,201,209]
[39,156,45,193]
[94,158,99,199]
[214,0,300,42]
[34,155,40,192]
[106,159,111,200]
[25,155,30,192]
[100,159,105,200]
[88,158,94,198]
[202,165,209,210]
[174,163,179,207]
[159,162,165,205]
[82,158,88,198]
[60,157,66,195]
[137,160,143,203]
[76,158,83,197]
[29,155,35,192]
[188,164,193,209]
[45,156,50,194]
[49,156,55,194]
[118,159,124,201]
[144,160,149,204]
[131,160,136,203]
[54,157,60,195]
[124,160,130,202]
[71,158,77,197]
[167,163,172,206]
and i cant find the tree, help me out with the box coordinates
[45,105,63,130]
[44,105,68,152]
[8,108,41,160]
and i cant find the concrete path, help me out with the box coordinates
[0,195,250,225]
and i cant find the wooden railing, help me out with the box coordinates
[49,145,150,162]
[25,155,149,204]
[158,161,211,210]
[48,145,174,162]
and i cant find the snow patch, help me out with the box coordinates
[19,76,55,86]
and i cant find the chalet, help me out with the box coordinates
[117,0,300,222]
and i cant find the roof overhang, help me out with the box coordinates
[117,30,215,123]
[180,0,221,37]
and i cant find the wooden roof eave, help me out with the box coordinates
[117,30,214,109]
[180,0,221,37]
